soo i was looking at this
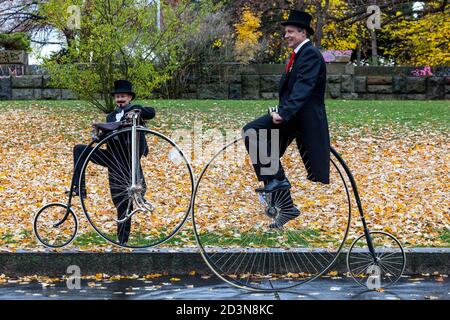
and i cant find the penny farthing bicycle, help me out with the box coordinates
[192,136,405,291]
[33,110,194,248]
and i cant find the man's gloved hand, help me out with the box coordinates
[268,105,283,125]
[267,106,279,115]
[131,104,156,120]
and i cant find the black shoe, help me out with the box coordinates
[118,239,128,246]
[256,178,291,193]
[65,186,86,200]
[269,206,300,229]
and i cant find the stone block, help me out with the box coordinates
[42,89,61,100]
[42,75,56,88]
[405,94,427,100]
[260,75,280,92]
[260,92,278,99]
[327,83,341,99]
[224,75,242,84]
[342,93,358,99]
[11,88,42,99]
[11,75,42,88]
[367,85,393,94]
[393,76,406,93]
[0,77,11,99]
[229,83,242,99]
[426,77,445,99]
[445,85,450,94]
[241,75,260,99]
[0,50,27,64]
[367,76,393,85]
[341,75,354,93]
[60,89,78,100]
[354,76,366,93]
[33,89,42,99]
[406,77,426,93]
[327,75,341,83]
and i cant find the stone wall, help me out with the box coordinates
[0,75,77,100]
[181,64,449,100]
[326,74,449,100]
[0,64,448,100]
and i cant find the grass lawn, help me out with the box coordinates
[1,99,448,134]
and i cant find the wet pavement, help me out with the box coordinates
[0,274,449,300]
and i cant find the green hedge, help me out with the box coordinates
[0,32,31,52]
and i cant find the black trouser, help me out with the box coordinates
[243,114,301,182]
[73,144,146,243]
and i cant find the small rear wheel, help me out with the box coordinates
[33,203,78,248]
[347,231,406,289]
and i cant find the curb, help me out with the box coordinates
[0,248,449,277]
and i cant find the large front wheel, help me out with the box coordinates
[192,138,352,291]
[79,127,194,248]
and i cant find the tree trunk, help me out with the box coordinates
[357,45,361,66]
[370,29,378,66]
[357,23,362,66]
[296,0,305,10]
[314,0,329,49]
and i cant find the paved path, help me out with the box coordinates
[0,274,448,300]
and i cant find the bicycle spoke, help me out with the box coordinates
[80,128,193,248]
[193,140,351,291]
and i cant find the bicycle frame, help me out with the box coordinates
[55,111,146,228]
[115,111,153,223]
[53,138,98,228]
[330,146,377,261]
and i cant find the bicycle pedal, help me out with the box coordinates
[255,186,290,194]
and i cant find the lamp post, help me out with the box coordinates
[156,0,160,31]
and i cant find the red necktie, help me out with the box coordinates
[285,51,296,73]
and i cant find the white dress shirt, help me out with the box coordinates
[115,109,124,122]
[294,38,310,54]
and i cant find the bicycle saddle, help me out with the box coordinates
[92,122,123,131]
[92,122,128,141]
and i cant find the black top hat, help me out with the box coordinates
[110,79,135,99]
[281,10,315,36]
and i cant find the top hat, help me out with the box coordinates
[281,10,315,36]
[110,79,135,99]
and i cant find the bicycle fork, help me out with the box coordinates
[115,113,154,224]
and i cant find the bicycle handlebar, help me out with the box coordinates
[91,109,145,141]
[124,109,142,119]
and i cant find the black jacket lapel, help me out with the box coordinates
[279,41,313,94]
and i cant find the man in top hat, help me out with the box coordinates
[70,79,156,245]
[242,10,330,228]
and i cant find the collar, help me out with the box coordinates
[115,103,132,113]
[294,38,310,54]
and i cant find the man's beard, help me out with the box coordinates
[117,101,127,107]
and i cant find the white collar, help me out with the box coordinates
[115,109,124,122]
[294,38,310,54]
